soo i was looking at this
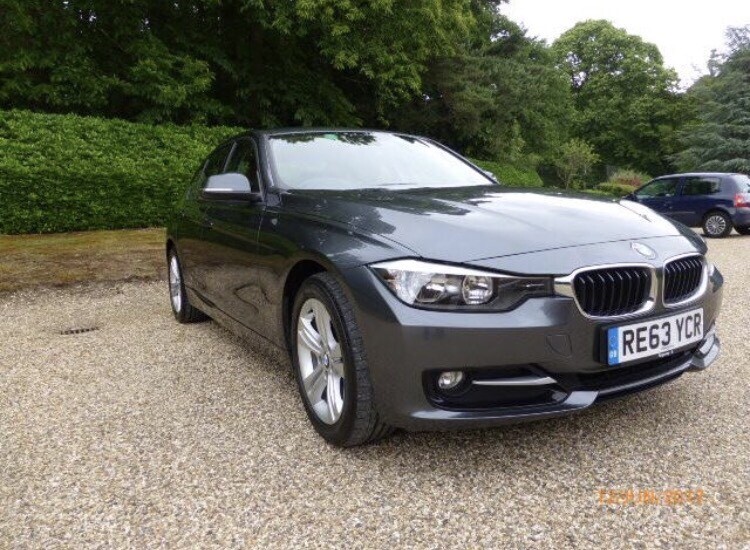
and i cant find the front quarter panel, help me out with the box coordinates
[254,201,415,347]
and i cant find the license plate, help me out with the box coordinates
[607,308,703,366]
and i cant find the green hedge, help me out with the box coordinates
[470,159,543,188]
[595,182,635,197]
[0,110,241,234]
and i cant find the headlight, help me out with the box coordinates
[371,259,553,311]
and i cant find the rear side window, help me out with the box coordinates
[225,139,260,192]
[681,177,722,196]
[733,175,750,192]
[636,178,679,198]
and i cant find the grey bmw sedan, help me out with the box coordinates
[166,130,723,446]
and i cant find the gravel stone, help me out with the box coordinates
[1,237,748,548]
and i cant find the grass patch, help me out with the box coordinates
[0,228,166,292]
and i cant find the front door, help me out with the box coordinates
[633,178,680,218]
[199,138,266,331]
[182,142,234,298]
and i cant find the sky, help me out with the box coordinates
[501,0,750,86]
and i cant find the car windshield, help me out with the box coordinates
[267,132,493,190]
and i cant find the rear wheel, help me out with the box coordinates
[168,249,208,323]
[736,226,750,236]
[291,273,394,446]
[703,211,733,238]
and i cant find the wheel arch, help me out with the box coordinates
[166,237,177,258]
[702,207,732,221]
[282,258,329,349]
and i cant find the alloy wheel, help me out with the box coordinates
[705,214,727,236]
[169,254,182,313]
[296,298,346,425]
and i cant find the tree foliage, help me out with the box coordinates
[0,0,478,126]
[395,15,574,162]
[554,139,599,189]
[0,2,725,189]
[674,27,750,173]
[553,20,686,176]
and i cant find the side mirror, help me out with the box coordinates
[202,173,262,202]
[625,193,637,201]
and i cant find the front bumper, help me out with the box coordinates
[340,254,724,431]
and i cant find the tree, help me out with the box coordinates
[674,27,750,173]
[0,0,480,126]
[394,14,574,164]
[553,20,686,176]
[554,139,599,188]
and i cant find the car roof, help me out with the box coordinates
[228,128,423,141]
[655,172,743,179]
[258,128,406,136]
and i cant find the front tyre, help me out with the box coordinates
[168,249,208,323]
[291,273,393,447]
[703,211,733,238]
[736,225,750,236]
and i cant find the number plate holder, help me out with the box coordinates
[598,308,704,366]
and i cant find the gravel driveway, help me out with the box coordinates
[1,237,748,548]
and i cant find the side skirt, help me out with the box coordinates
[185,286,292,369]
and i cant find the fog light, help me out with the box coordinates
[698,326,716,356]
[437,370,465,390]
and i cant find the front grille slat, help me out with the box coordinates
[584,275,594,310]
[614,271,624,314]
[598,272,608,316]
[606,272,617,314]
[573,266,651,317]
[664,256,703,304]
[677,261,688,299]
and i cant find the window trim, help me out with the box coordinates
[678,176,723,197]
[201,141,236,190]
[223,137,264,196]
[636,177,679,199]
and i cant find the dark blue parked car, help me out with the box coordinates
[628,173,750,238]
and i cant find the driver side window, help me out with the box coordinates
[636,178,678,199]
[201,142,235,191]
[224,139,260,193]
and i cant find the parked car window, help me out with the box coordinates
[635,178,679,199]
[225,139,260,193]
[268,131,492,190]
[204,143,234,181]
[734,175,750,191]
[681,177,722,196]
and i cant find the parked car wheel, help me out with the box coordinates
[736,226,750,236]
[168,249,209,323]
[703,211,733,238]
[291,273,394,446]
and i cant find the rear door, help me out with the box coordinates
[670,176,724,226]
[198,138,267,330]
[633,178,680,217]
